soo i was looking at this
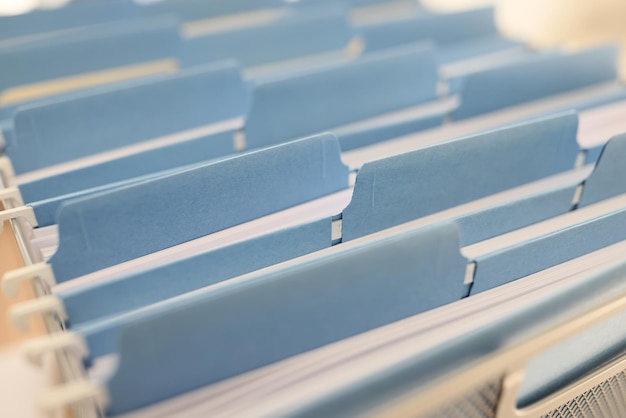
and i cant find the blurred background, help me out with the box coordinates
[3,0,624,74]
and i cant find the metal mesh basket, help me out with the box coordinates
[541,369,626,418]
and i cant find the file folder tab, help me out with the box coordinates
[181,7,352,68]
[9,62,247,174]
[0,0,138,41]
[50,134,348,282]
[25,130,238,227]
[342,113,580,240]
[0,17,181,99]
[245,42,438,149]
[61,219,332,326]
[451,46,619,120]
[472,208,626,293]
[142,0,285,22]
[361,8,498,52]
[105,222,467,414]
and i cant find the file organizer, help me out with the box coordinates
[0,0,139,42]
[0,0,424,43]
[3,2,626,417]
[0,0,302,43]
[0,5,339,118]
[10,113,626,416]
[4,43,621,228]
[24,115,578,304]
[0,7,512,129]
[31,113,625,342]
[0,17,182,119]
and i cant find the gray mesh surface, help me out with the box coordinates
[541,370,626,418]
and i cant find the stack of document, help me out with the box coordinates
[1,1,626,418]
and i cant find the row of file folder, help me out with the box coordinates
[2,0,626,417]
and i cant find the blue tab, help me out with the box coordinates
[451,46,618,120]
[471,207,626,294]
[61,218,331,327]
[579,133,626,207]
[245,42,438,149]
[140,0,285,21]
[0,1,139,41]
[27,133,236,228]
[0,17,180,96]
[96,222,466,414]
[9,62,246,175]
[437,35,524,64]
[553,88,626,114]
[360,8,497,52]
[50,134,349,282]
[181,7,351,68]
[512,87,626,133]
[454,185,577,246]
[341,113,580,241]
[21,130,235,210]
[336,113,444,151]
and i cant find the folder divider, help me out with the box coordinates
[360,7,498,53]
[244,42,439,149]
[450,46,619,120]
[25,130,239,228]
[341,112,580,241]
[0,16,182,107]
[49,133,349,283]
[470,203,626,294]
[0,0,139,43]
[60,219,333,327]
[8,61,247,176]
[102,222,467,415]
[180,6,353,69]
[141,0,287,23]
[452,183,579,246]
[27,113,586,331]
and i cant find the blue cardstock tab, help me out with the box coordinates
[360,7,497,52]
[451,46,618,120]
[139,0,285,21]
[455,184,578,246]
[471,207,626,294]
[61,218,332,327]
[341,113,580,241]
[181,7,351,68]
[0,16,180,95]
[21,130,236,209]
[101,222,466,415]
[244,42,438,149]
[49,133,349,282]
[9,62,246,174]
[0,0,139,41]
